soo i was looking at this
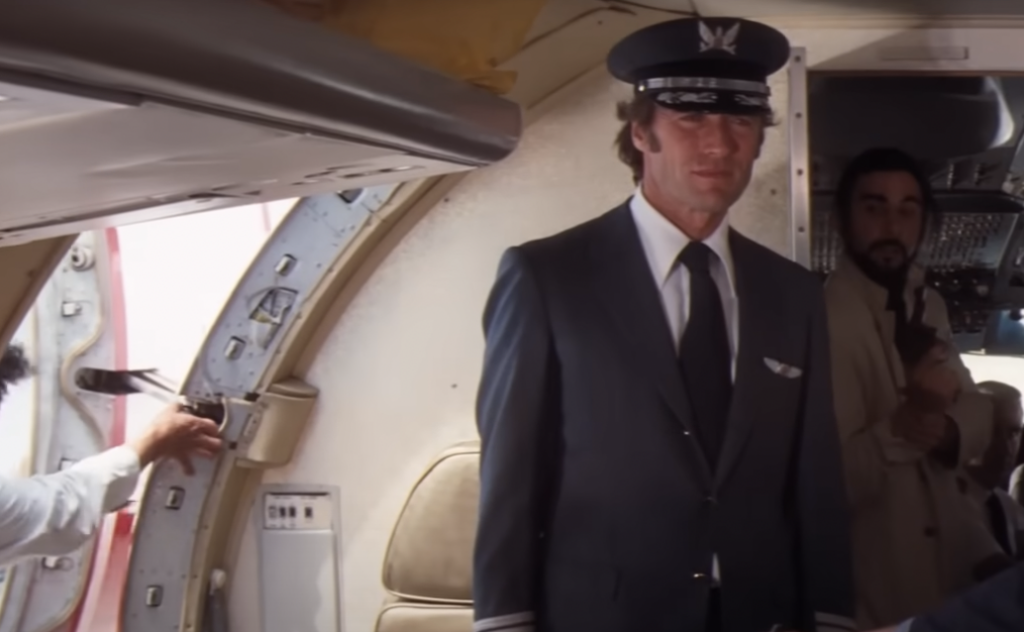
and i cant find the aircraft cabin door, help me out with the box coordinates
[116,188,400,632]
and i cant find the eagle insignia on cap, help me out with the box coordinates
[699,21,740,55]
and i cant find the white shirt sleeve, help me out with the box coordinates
[0,445,141,565]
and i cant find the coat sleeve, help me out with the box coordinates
[905,560,1024,632]
[826,296,928,509]
[930,293,993,467]
[473,247,556,632]
[800,283,857,632]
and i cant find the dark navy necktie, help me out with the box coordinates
[677,241,732,470]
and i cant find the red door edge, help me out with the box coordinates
[70,228,131,632]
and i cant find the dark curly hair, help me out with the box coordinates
[834,146,940,248]
[0,344,31,403]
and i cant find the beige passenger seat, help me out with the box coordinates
[374,440,480,632]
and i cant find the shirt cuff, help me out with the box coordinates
[815,611,857,631]
[71,445,142,512]
[473,612,535,632]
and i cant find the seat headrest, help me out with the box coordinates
[382,440,480,604]
[375,604,473,632]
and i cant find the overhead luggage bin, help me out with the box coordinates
[0,0,523,246]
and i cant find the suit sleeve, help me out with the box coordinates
[473,247,555,632]
[906,560,1024,632]
[800,284,857,632]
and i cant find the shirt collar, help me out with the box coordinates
[629,186,735,291]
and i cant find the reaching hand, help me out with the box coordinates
[128,402,223,474]
[892,405,950,451]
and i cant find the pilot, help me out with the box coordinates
[0,344,223,565]
[823,146,1001,628]
[473,17,854,632]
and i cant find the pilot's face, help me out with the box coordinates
[633,107,762,217]
[847,170,925,273]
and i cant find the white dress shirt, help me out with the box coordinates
[0,445,140,565]
[629,187,739,373]
[629,187,740,585]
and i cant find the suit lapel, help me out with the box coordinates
[714,230,779,488]
[587,205,713,482]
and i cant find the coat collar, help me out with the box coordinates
[826,253,930,391]
[829,253,929,315]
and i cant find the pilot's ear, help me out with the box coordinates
[755,122,768,158]
[631,120,658,154]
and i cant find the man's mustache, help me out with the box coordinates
[867,239,908,259]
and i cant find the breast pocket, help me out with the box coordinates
[749,352,805,432]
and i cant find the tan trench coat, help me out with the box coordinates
[824,255,1000,629]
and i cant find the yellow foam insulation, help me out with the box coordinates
[0,236,75,349]
[263,0,548,94]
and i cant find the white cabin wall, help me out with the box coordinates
[226,24,1024,632]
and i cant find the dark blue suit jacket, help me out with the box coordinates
[910,561,1024,631]
[472,203,855,632]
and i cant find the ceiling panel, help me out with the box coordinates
[0,0,523,247]
[617,0,1024,17]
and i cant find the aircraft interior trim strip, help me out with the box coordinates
[788,46,812,268]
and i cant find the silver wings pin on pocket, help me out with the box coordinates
[763,357,802,378]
